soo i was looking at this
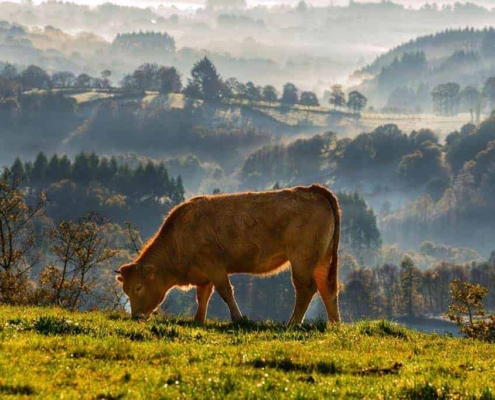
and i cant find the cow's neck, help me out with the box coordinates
[136,234,169,271]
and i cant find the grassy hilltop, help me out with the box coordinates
[0,306,494,399]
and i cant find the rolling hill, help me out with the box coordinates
[0,305,493,398]
[350,27,495,109]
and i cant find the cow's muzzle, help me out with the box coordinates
[132,313,147,321]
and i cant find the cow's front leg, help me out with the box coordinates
[212,275,242,322]
[194,282,214,323]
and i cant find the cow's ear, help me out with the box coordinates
[143,265,156,281]
[116,275,124,283]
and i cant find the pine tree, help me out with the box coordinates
[31,152,49,183]
[175,175,185,202]
[400,256,422,317]
[97,157,113,185]
[190,57,223,102]
[489,251,495,266]
[11,157,25,182]
[59,155,72,180]
[47,154,61,182]
[72,152,91,184]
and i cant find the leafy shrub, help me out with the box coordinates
[447,278,495,342]
[0,271,35,305]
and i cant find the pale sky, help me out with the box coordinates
[3,0,495,10]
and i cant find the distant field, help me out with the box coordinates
[360,112,473,139]
[23,89,116,105]
[70,90,115,104]
[63,91,473,138]
[142,92,187,109]
[246,102,473,138]
[0,306,494,398]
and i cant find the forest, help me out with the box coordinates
[355,27,495,114]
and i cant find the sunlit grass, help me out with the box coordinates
[71,90,115,104]
[0,306,494,398]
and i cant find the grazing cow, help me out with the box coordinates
[116,184,341,325]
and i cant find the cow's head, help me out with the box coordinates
[116,263,166,321]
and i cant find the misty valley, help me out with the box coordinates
[1,0,495,398]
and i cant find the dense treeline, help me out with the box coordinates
[112,31,176,54]
[241,124,446,194]
[360,27,486,76]
[0,58,363,115]
[382,116,495,250]
[240,117,495,253]
[0,63,114,93]
[378,51,427,92]
[121,63,181,94]
[182,57,367,114]
[340,256,495,321]
[9,152,184,236]
[11,151,184,200]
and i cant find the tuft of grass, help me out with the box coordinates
[33,316,92,336]
[358,319,410,339]
[150,324,181,340]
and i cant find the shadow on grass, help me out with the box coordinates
[0,384,36,396]
[401,383,494,400]
[357,362,403,376]
[401,383,450,399]
[250,357,340,375]
[95,392,125,400]
[151,315,330,334]
[248,357,404,378]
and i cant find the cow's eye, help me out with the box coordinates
[135,284,143,294]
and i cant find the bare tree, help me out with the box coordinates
[124,221,143,255]
[40,213,117,310]
[0,167,46,273]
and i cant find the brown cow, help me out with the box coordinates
[116,184,341,325]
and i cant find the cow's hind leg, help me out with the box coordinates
[211,275,242,323]
[194,282,214,323]
[315,264,340,323]
[288,260,318,326]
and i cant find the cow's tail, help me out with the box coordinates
[310,184,341,297]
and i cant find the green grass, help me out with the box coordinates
[1,306,494,398]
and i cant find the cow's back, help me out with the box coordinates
[167,186,337,275]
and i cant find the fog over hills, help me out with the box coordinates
[3,0,494,10]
